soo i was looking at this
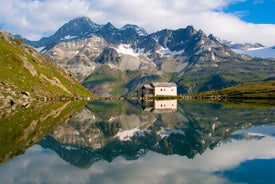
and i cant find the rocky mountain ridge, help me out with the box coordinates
[24,17,147,51]
[23,17,275,97]
[219,39,265,50]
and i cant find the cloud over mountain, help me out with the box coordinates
[0,0,275,46]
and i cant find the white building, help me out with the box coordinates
[141,82,177,97]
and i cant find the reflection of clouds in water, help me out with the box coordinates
[194,136,275,171]
[1,134,275,184]
[0,145,229,184]
[0,146,94,184]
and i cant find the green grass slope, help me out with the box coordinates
[196,80,275,99]
[0,30,95,99]
[83,65,126,96]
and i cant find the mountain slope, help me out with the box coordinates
[0,30,95,106]
[195,80,275,99]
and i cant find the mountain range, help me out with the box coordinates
[22,16,275,97]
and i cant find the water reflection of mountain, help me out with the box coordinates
[39,100,275,168]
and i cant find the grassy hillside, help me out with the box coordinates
[83,65,126,96]
[0,30,95,101]
[195,80,275,99]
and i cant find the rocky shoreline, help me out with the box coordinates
[0,82,35,117]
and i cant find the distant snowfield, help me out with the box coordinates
[233,46,275,58]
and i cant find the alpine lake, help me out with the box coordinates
[0,99,275,184]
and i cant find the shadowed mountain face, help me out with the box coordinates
[39,100,275,168]
[22,17,275,97]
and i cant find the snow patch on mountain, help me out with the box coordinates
[36,46,45,52]
[61,35,78,40]
[233,46,275,58]
[115,44,139,56]
[158,128,185,138]
[157,47,185,56]
[62,145,79,151]
[116,128,145,141]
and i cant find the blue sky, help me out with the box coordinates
[0,0,275,46]
[223,0,275,24]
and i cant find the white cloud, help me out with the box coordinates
[0,0,275,46]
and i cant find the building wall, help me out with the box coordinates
[154,100,177,110]
[154,86,177,96]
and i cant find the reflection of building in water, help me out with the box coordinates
[141,82,177,97]
[142,100,177,113]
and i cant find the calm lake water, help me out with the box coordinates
[0,100,275,184]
